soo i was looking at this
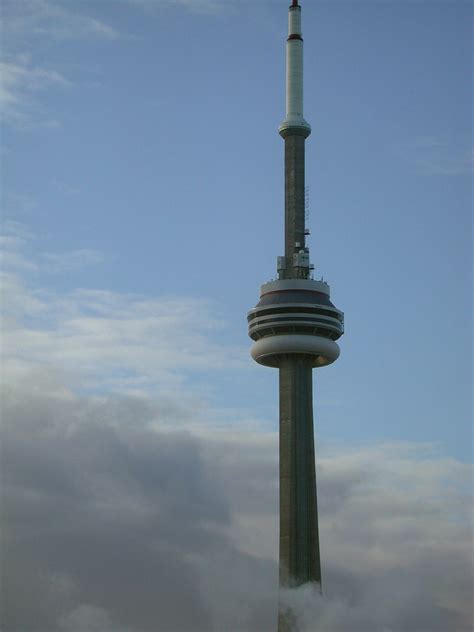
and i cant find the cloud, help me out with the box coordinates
[394,136,473,176]
[1,1,120,127]
[0,374,471,632]
[1,223,247,395]
[1,0,234,128]
[0,220,38,272]
[1,277,246,394]
[0,222,472,631]
[2,192,39,216]
[58,605,121,632]
[0,377,277,631]
[0,57,70,127]
[2,0,120,42]
[129,0,232,16]
[41,249,104,273]
[52,179,82,197]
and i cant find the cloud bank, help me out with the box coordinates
[1,379,471,631]
[1,227,472,631]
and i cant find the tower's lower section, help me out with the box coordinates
[278,355,321,631]
[279,355,321,586]
[247,279,342,631]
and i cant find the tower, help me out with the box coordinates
[247,2,344,629]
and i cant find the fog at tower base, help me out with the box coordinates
[247,1,344,631]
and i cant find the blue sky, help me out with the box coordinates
[3,0,471,458]
[1,2,472,630]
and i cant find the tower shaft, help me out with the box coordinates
[279,2,320,592]
[279,355,321,586]
[284,135,307,278]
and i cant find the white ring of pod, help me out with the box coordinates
[251,334,340,368]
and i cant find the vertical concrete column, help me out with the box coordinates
[284,135,306,278]
[279,354,322,587]
[278,354,322,631]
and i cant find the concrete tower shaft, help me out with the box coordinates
[283,135,307,279]
[279,355,321,586]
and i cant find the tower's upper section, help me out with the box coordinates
[247,1,344,369]
[279,1,311,139]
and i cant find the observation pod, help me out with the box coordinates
[248,279,343,368]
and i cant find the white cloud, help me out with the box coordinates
[2,0,120,42]
[1,1,121,127]
[1,223,37,273]
[2,275,246,393]
[1,223,247,395]
[52,179,81,197]
[2,191,38,216]
[9,293,243,396]
[394,136,473,176]
[0,57,70,127]
[41,249,104,273]
[129,0,232,16]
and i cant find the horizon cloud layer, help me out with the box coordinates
[1,227,472,631]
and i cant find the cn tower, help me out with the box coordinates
[247,1,344,628]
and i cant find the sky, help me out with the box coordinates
[1,1,472,631]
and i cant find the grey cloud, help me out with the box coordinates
[58,605,120,632]
[1,380,277,632]
[1,378,472,631]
